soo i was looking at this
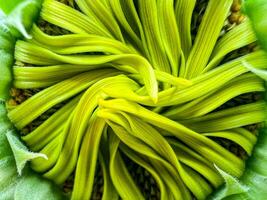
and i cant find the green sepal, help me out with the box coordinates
[0,26,15,100]
[6,130,48,176]
[0,102,12,132]
[245,128,267,177]
[0,103,14,176]
[208,165,248,200]
[243,0,267,52]
[0,0,25,15]
[0,182,16,200]
[242,60,267,81]
[238,127,267,199]
[0,0,42,100]
[0,27,15,52]
[14,169,64,200]
[220,108,267,200]
[0,51,14,101]
[4,0,42,39]
[0,129,13,158]
[0,104,64,199]
[0,0,42,39]
[0,156,17,192]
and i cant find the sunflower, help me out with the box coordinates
[1,0,267,199]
